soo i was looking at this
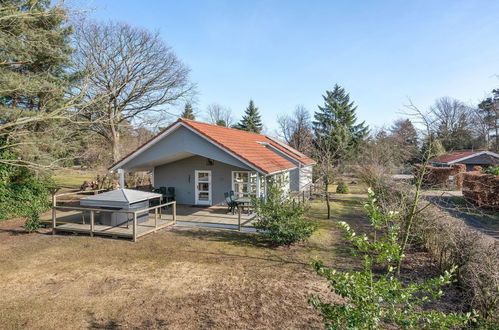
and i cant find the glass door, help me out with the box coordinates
[195,170,211,205]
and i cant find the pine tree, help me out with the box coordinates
[0,0,75,166]
[234,100,263,133]
[313,84,368,163]
[390,119,420,163]
[181,102,195,120]
[0,0,73,113]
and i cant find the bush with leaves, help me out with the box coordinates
[335,180,349,194]
[309,188,474,329]
[483,165,499,175]
[0,140,52,221]
[252,183,316,246]
[23,211,43,233]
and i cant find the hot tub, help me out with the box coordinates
[79,189,162,226]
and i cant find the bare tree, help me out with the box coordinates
[314,134,346,219]
[277,105,314,155]
[74,20,194,162]
[206,103,233,127]
[477,88,499,151]
[429,97,473,150]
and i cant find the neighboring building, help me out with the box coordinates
[109,118,315,206]
[429,150,499,171]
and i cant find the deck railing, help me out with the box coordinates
[52,191,176,241]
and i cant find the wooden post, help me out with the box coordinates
[238,206,241,231]
[90,210,94,237]
[154,207,158,228]
[133,212,137,242]
[302,190,305,203]
[159,202,162,220]
[51,192,56,235]
[172,202,176,224]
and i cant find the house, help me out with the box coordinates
[109,118,315,206]
[429,150,499,171]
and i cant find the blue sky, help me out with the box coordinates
[87,0,499,133]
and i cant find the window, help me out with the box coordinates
[267,172,290,194]
[232,171,258,198]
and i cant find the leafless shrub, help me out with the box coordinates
[416,205,498,321]
[357,171,499,321]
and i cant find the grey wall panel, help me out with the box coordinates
[154,155,250,205]
[289,168,300,191]
[124,126,252,170]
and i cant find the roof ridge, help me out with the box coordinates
[179,118,271,139]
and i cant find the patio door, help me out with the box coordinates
[195,170,212,205]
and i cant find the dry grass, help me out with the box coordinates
[0,191,465,329]
[0,199,360,329]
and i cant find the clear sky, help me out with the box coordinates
[86,0,499,133]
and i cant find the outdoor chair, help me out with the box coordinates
[151,186,175,209]
[224,192,239,214]
[165,187,175,202]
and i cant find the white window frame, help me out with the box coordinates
[195,170,212,205]
[231,171,259,198]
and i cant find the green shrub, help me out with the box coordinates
[335,180,349,194]
[484,165,499,175]
[252,184,316,246]
[309,189,474,329]
[23,211,42,233]
[0,139,52,221]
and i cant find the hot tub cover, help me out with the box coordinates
[80,189,162,209]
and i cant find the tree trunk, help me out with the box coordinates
[325,178,331,219]
[111,134,120,163]
[109,112,121,162]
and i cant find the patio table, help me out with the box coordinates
[235,197,252,214]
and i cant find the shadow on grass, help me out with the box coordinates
[0,228,29,236]
[171,228,316,267]
[172,227,275,249]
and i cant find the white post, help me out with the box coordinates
[133,212,137,242]
[90,210,94,237]
[51,193,56,235]
[173,202,176,224]
[256,173,260,198]
[238,206,241,231]
[118,169,125,189]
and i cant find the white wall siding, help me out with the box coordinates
[299,165,313,191]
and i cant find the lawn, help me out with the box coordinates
[51,168,103,189]
[0,191,462,329]
[0,194,367,329]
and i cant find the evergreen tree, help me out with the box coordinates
[0,0,75,166]
[0,0,73,113]
[390,119,420,163]
[181,102,195,120]
[313,84,368,164]
[234,100,263,133]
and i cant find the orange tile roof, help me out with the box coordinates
[430,150,485,163]
[110,118,315,174]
